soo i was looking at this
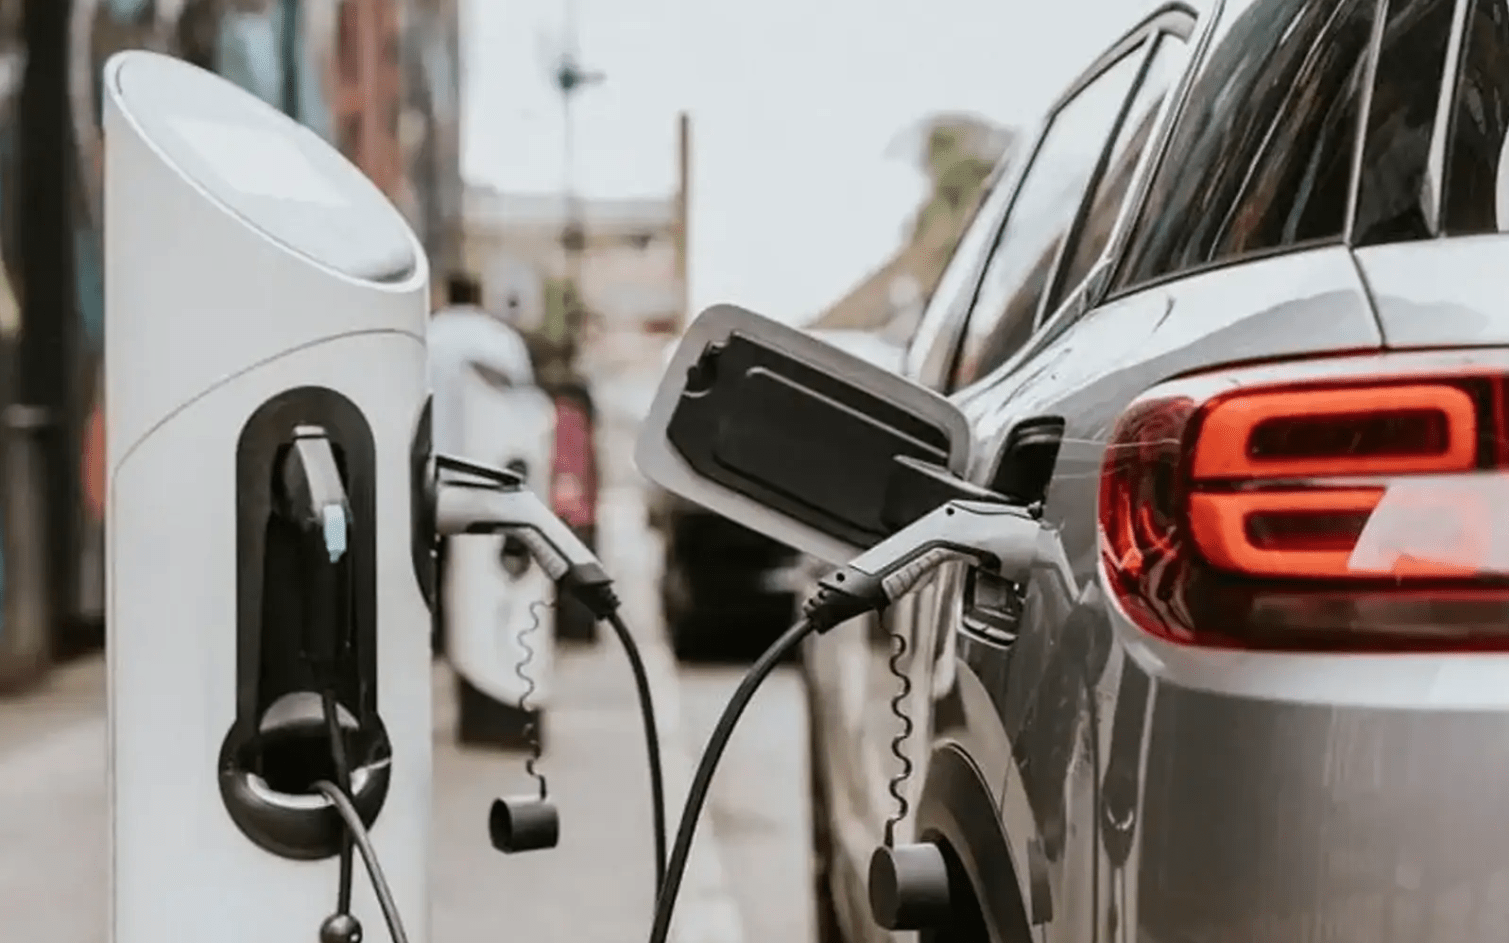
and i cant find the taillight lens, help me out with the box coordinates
[551,397,596,528]
[1099,368,1509,651]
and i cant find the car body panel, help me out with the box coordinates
[1356,236,1509,347]
[950,248,1377,943]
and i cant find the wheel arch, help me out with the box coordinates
[914,743,1035,943]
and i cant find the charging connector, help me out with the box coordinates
[430,455,667,889]
[804,498,1048,632]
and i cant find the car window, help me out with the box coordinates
[1444,0,1509,234]
[1112,0,1377,293]
[1352,0,1458,244]
[902,157,1017,389]
[1045,34,1189,316]
[950,45,1148,391]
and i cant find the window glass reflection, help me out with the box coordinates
[1048,36,1186,315]
[1113,0,1376,292]
[1353,0,1456,245]
[901,158,1013,390]
[952,48,1146,390]
[1443,0,1509,234]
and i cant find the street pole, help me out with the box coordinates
[675,112,690,331]
[552,0,601,375]
[9,0,79,685]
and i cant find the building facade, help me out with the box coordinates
[463,187,685,334]
[331,0,404,200]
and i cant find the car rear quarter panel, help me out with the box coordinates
[954,246,1386,943]
[1355,236,1509,347]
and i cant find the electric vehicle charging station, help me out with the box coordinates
[97,46,1057,939]
[446,362,559,746]
[104,50,432,943]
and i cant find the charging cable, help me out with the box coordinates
[314,779,410,943]
[435,455,669,891]
[645,498,1050,943]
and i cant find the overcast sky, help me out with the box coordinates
[459,0,1138,323]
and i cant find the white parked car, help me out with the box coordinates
[430,304,561,750]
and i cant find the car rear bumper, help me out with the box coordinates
[1120,650,1509,943]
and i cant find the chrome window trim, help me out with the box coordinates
[945,4,1199,393]
[1422,0,1473,235]
[1096,0,1228,304]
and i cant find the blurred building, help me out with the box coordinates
[813,112,1016,333]
[462,186,685,338]
[399,0,463,297]
[331,0,404,199]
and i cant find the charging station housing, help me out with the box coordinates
[104,50,432,943]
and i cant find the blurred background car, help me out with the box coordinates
[445,355,560,750]
[539,373,602,645]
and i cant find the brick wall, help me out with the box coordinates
[331,0,404,199]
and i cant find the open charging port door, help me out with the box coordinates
[636,304,973,565]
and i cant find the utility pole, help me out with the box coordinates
[551,0,603,369]
[674,112,691,331]
[8,0,79,686]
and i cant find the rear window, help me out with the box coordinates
[1351,0,1457,245]
[1443,0,1509,234]
[1112,0,1377,293]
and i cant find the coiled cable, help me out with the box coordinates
[517,599,550,798]
[881,629,913,847]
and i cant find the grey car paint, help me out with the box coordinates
[802,0,1509,940]
[1356,238,1509,346]
[962,246,1382,943]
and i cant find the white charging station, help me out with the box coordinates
[104,50,432,943]
[446,368,558,716]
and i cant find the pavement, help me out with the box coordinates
[0,357,817,943]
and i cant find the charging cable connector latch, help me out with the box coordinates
[434,454,620,618]
[804,498,1049,632]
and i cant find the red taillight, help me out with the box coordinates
[551,397,597,528]
[1099,365,1509,652]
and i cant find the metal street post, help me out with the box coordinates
[551,0,602,372]
[7,0,79,689]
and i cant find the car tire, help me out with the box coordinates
[555,524,601,645]
[456,676,545,752]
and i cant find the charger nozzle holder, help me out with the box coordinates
[219,390,391,861]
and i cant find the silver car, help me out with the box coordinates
[798,0,1509,941]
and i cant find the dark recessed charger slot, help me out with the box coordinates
[666,332,953,548]
[241,691,365,798]
[220,387,391,862]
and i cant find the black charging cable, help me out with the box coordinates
[569,578,669,895]
[316,688,407,943]
[603,608,668,893]
[645,615,817,943]
[319,691,359,942]
[314,780,411,943]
